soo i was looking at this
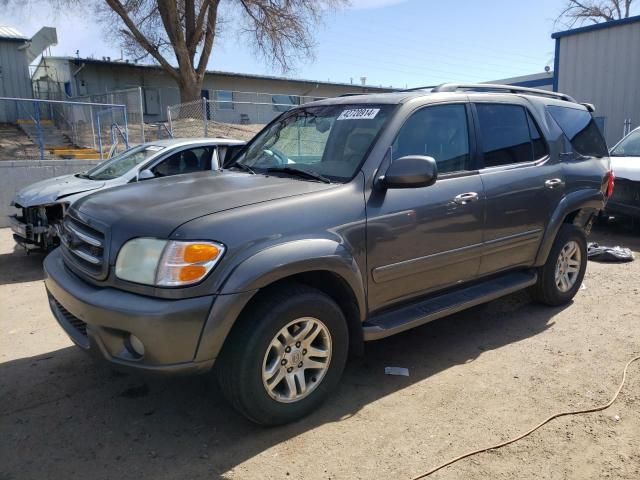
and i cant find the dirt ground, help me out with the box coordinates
[1,222,639,480]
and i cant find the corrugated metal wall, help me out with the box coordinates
[0,39,32,122]
[556,21,640,146]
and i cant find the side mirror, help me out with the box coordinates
[380,155,438,189]
[137,169,156,181]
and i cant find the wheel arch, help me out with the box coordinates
[534,189,603,266]
[194,240,367,362]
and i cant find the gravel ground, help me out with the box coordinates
[0,222,639,480]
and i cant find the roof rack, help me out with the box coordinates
[338,93,368,97]
[431,83,577,103]
[400,85,437,92]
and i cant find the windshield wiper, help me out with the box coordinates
[75,172,93,180]
[228,162,255,174]
[266,166,331,184]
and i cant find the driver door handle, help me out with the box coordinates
[545,178,563,189]
[453,192,479,205]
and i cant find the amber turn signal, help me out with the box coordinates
[178,265,207,282]
[183,244,221,263]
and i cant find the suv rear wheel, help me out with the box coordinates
[216,283,349,425]
[531,224,587,306]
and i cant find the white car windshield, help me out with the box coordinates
[85,145,165,180]
[232,104,393,182]
[611,130,640,157]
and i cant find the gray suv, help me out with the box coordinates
[43,84,613,425]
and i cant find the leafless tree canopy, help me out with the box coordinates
[556,0,635,27]
[9,0,346,102]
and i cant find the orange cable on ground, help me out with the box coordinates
[411,355,640,479]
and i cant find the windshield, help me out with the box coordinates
[611,129,640,157]
[233,104,393,181]
[86,145,165,180]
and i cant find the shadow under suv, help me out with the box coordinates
[44,84,613,425]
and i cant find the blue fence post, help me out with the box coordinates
[33,101,44,160]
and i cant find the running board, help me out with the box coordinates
[363,270,537,341]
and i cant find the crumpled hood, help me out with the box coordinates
[611,156,640,182]
[12,173,105,207]
[73,170,336,243]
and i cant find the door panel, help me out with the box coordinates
[479,163,562,273]
[367,175,485,312]
[366,102,485,312]
[474,102,564,275]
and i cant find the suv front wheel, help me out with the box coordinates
[217,283,349,425]
[531,224,588,306]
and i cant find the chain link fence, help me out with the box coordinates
[0,97,128,160]
[167,91,324,141]
[72,87,145,144]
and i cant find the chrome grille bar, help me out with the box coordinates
[65,222,102,247]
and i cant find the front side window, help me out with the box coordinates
[86,145,165,180]
[547,105,608,157]
[610,129,640,157]
[476,103,536,167]
[391,104,471,173]
[234,105,393,181]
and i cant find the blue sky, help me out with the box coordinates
[7,0,569,87]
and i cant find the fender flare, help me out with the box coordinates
[194,239,366,362]
[534,189,604,266]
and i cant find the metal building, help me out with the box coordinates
[552,15,640,146]
[0,25,57,122]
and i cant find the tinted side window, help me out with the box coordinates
[547,106,608,157]
[392,104,470,173]
[476,104,533,167]
[526,111,548,160]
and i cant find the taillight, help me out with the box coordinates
[605,171,615,198]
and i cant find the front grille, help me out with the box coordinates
[60,214,107,279]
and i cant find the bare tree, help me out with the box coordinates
[556,0,635,27]
[9,0,346,103]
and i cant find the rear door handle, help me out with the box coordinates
[544,178,563,189]
[453,192,479,205]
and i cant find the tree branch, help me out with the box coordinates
[104,0,180,81]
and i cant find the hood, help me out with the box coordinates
[73,170,337,241]
[611,156,640,182]
[12,173,105,207]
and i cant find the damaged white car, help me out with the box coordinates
[9,137,245,250]
[607,127,640,219]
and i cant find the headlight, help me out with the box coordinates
[115,238,225,286]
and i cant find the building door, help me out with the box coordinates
[201,89,210,120]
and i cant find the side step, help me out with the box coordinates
[363,270,538,341]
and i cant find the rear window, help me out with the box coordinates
[547,106,608,157]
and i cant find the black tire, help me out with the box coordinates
[216,283,349,426]
[531,224,588,306]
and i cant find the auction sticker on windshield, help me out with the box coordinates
[337,108,380,120]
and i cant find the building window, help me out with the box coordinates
[272,94,300,112]
[215,90,234,110]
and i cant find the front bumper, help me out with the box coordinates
[44,248,217,375]
[9,214,46,243]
